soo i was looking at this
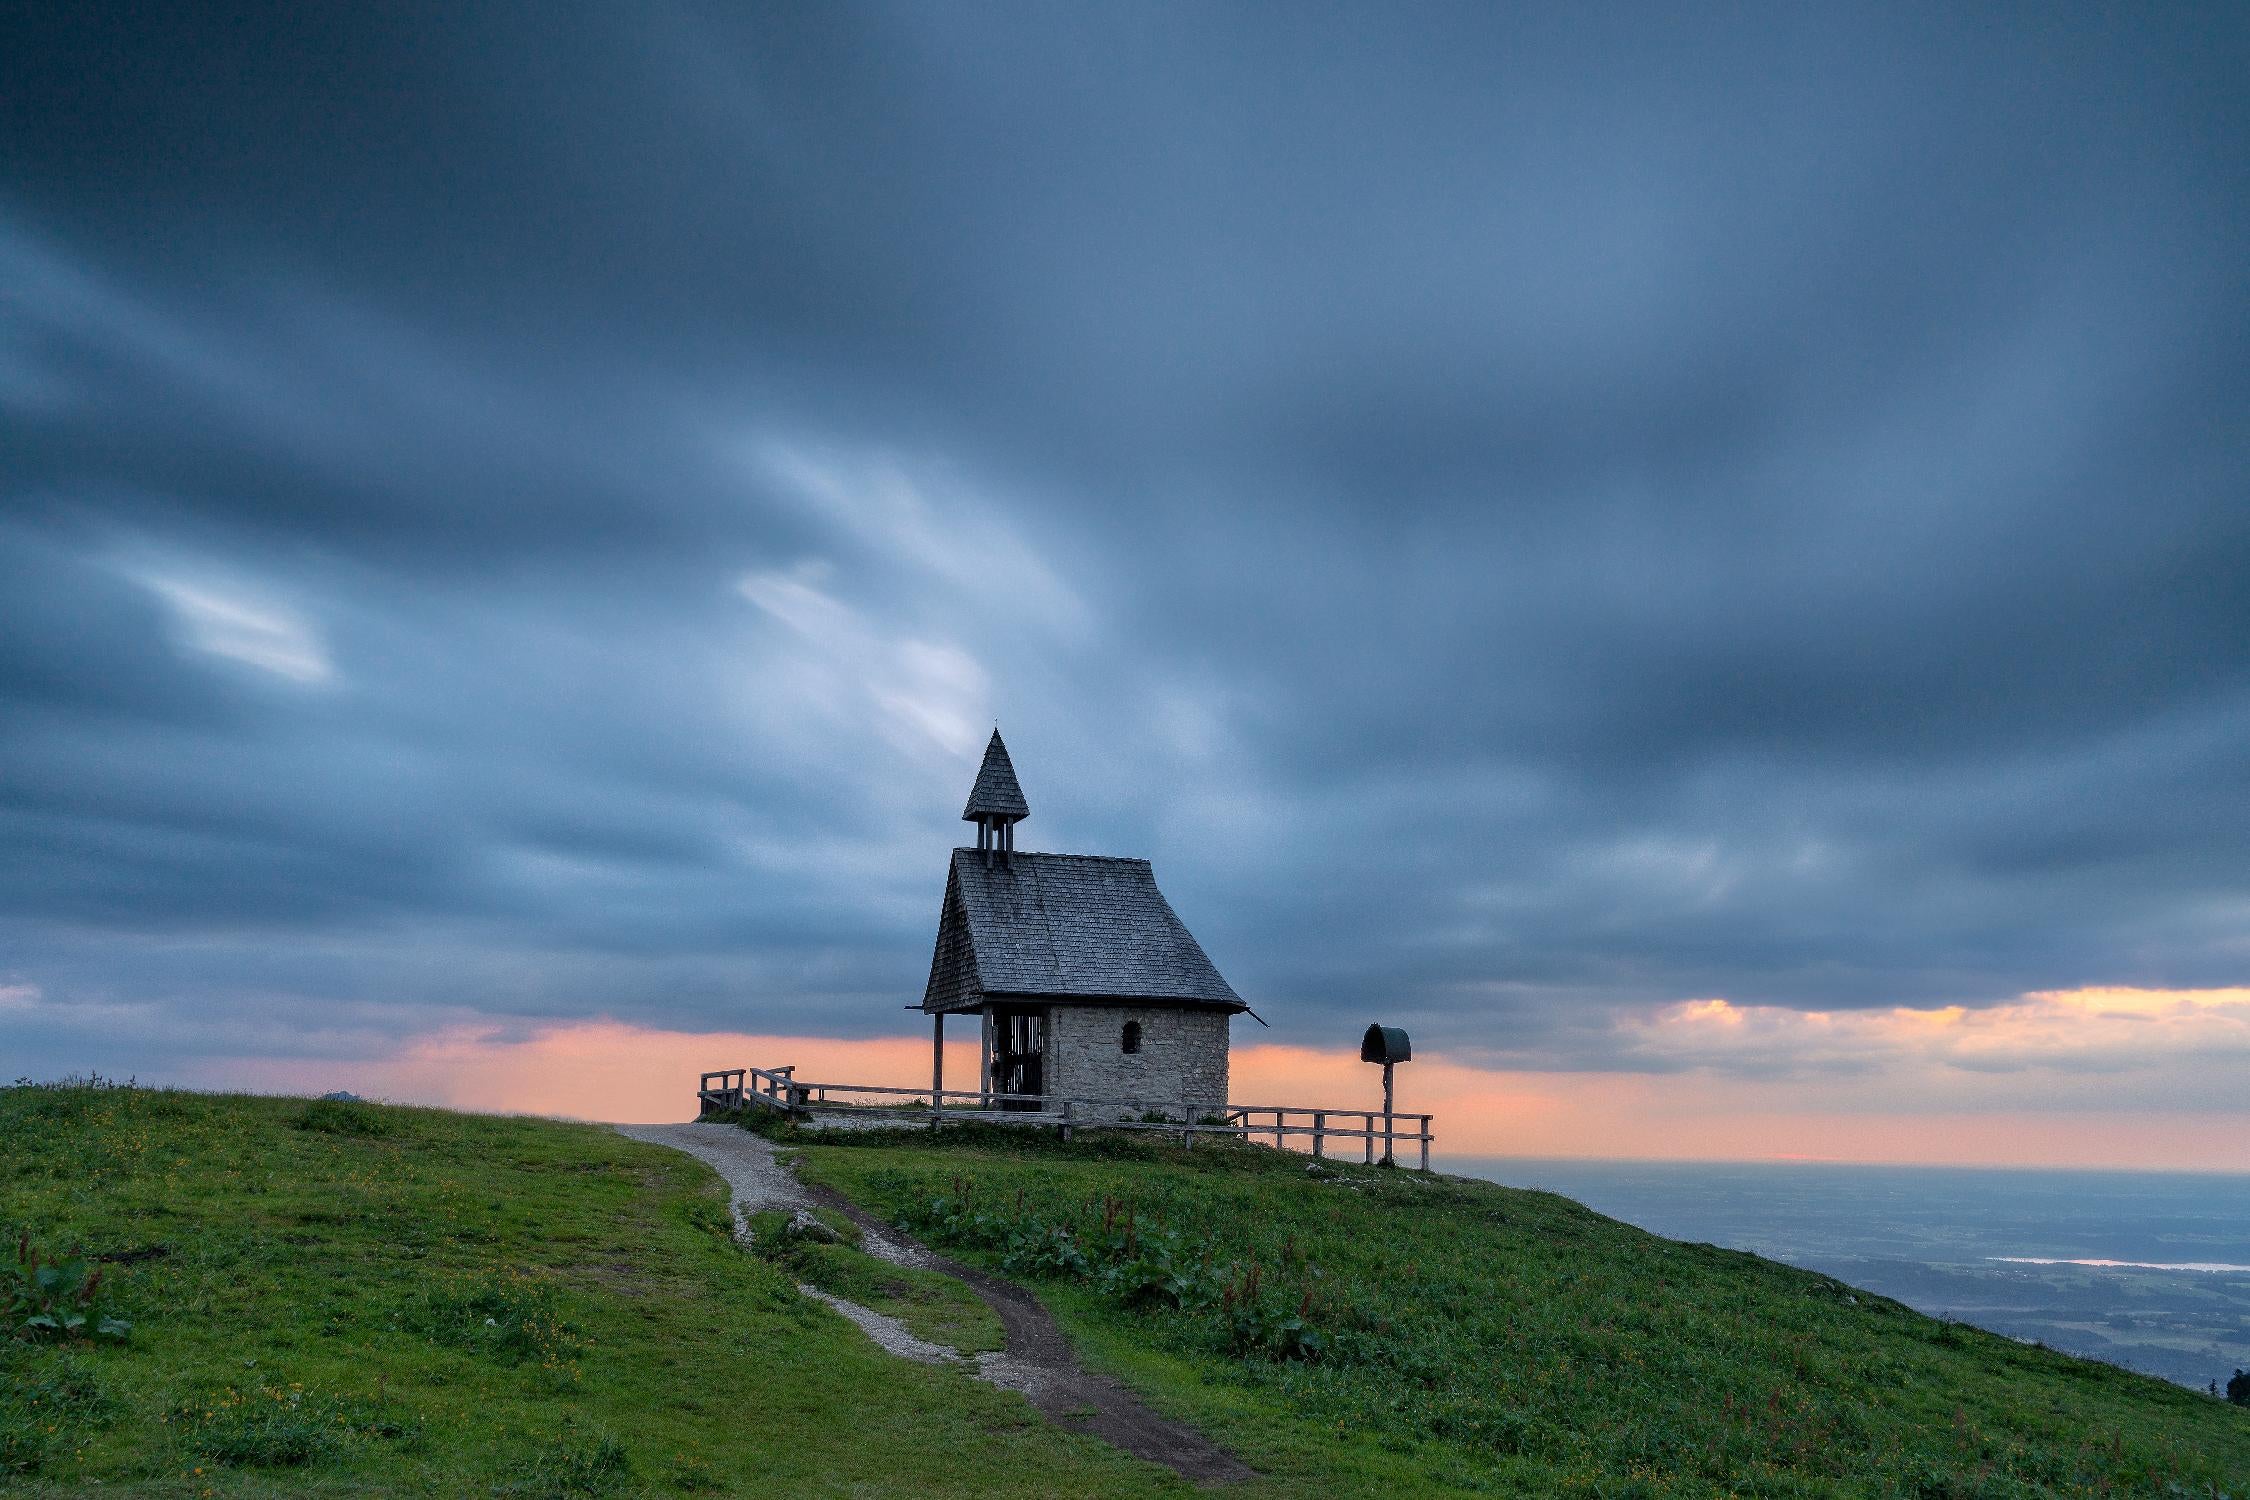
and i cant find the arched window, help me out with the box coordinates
[1121,1020,1142,1055]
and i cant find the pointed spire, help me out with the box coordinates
[962,729,1030,823]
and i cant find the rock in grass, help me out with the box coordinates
[785,1209,841,1245]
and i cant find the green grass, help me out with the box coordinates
[0,1084,1194,1497]
[10,1083,2246,1498]
[741,1206,1004,1356]
[784,1123,2250,1499]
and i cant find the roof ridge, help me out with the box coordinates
[951,848,1150,866]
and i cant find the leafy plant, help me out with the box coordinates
[0,1358,114,1476]
[495,1428,632,1497]
[5,1234,131,1343]
[7,1073,138,1092]
[397,1271,584,1370]
[176,1393,336,1468]
[1001,1219,1092,1278]
[664,1451,724,1492]
[169,1384,419,1469]
[0,1421,38,1477]
[294,1097,393,1137]
[906,1180,1330,1363]
[1220,1264,1328,1361]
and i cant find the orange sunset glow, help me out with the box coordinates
[181,983,2250,1173]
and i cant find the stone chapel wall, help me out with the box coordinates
[1042,1003,1231,1117]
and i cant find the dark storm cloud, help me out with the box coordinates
[3,2,2247,1082]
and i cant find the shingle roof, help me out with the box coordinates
[922,850,1244,1011]
[961,730,1030,821]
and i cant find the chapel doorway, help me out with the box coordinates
[992,1008,1045,1107]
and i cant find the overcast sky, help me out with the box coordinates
[5,5,2248,1115]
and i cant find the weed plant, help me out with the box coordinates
[6,1235,132,1344]
[908,1182,1327,1361]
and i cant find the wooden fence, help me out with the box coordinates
[695,1065,1435,1170]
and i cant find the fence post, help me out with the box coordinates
[1061,1099,1076,1143]
[1180,1099,1193,1149]
[1419,1120,1430,1173]
[1313,1111,1326,1158]
[1363,1113,1374,1164]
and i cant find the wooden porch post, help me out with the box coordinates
[980,1009,996,1109]
[931,1011,944,1117]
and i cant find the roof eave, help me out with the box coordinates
[977,989,1248,1013]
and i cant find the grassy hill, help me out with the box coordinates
[5,1084,2246,1497]
[788,1123,2250,1497]
[0,1084,1174,1498]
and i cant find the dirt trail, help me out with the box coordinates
[618,1122,1255,1486]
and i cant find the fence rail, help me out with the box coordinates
[694,1066,1435,1170]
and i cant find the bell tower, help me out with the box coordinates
[962,728,1029,861]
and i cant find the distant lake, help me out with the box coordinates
[1448,1156,2250,1392]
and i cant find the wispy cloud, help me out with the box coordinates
[746,437,1086,633]
[736,561,989,759]
[135,572,333,684]
[1612,987,2250,1102]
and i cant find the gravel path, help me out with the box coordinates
[618,1121,1255,1485]
[616,1123,944,1360]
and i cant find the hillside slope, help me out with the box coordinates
[782,1122,2250,1498]
[6,1084,2245,1497]
[0,1085,1191,1497]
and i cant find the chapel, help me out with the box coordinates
[921,731,1246,1113]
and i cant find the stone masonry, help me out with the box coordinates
[1043,1003,1230,1117]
